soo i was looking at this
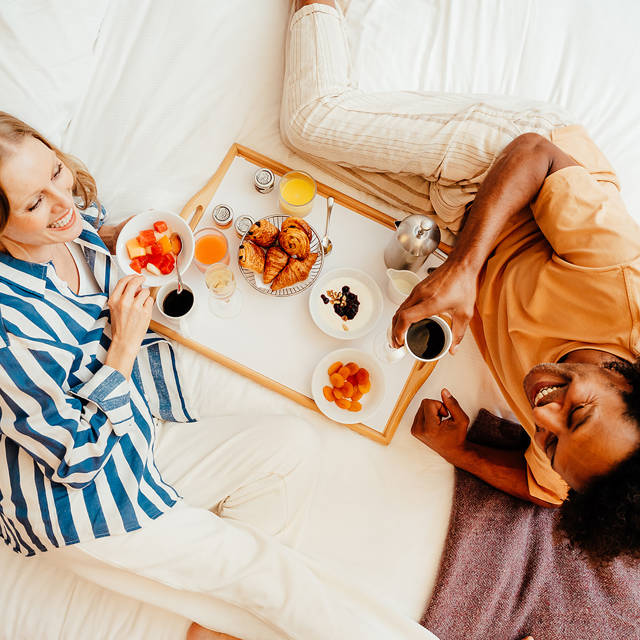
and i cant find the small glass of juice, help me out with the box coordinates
[278,170,317,217]
[193,227,229,271]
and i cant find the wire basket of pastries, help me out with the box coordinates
[237,215,324,297]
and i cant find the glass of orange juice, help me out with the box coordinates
[193,228,229,271]
[278,170,316,217]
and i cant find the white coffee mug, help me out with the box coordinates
[379,315,452,364]
[404,315,452,362]
[155,280,196,330]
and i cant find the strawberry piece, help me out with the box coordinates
[147,253,163,268]
[158,254,175,275]
[149,242,163,256]
[137,229,157,247]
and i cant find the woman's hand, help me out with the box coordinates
[98,216,133,254]
[391,259,478,353]
[105,275,154,377]
[410,389,469,462]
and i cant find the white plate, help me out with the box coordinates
[115,210,195,286]
[309,267,383,340]
[311,348,385,425]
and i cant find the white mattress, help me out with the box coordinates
[1,1,639,638]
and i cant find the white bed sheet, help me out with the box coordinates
[1,1,639,638]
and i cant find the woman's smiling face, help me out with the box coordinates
[523,360,640,490]
[0,135,82,261]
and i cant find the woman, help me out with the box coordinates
[0,112,446,640]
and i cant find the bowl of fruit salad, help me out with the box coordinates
[115,210,195,286]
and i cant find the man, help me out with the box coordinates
[283,0,640,560]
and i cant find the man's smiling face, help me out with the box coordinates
[522,361,640,490]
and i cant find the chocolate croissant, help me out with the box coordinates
[238,240,265,274]
[271,252,318,291]
[278,227,310,259]
[281,216,312,241]
[246,219,279,247]
[263,246,289,284]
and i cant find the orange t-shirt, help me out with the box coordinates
[471,125,640,504]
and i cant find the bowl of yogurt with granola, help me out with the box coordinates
[309,267,383,340]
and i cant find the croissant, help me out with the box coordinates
[263,246,289,284]
[281,216,312,241]
[271,252,318,291]
[246,219,279,247]
[238,240,265,274]
[278,227,310,259]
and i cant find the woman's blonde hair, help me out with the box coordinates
[0,111,98,233]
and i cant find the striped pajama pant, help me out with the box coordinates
[281,4,574,235]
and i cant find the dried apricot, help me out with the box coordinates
[322,386,335,402]
[328,361,343,376]
[346,362,360,375]
[348,401,362,412]
[347,374,358,387]
[341,381,354,398]
[333,387,344,400]
[335,397,352,410]
[329,373,345,388]
[355,368,370,385]
[352,390,363,402]
[358,379,371,394]
[338,366,351,379]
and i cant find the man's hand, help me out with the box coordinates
[411,389,470,461]
[391,260,477,353]
[393,133,579,355]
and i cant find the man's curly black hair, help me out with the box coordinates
[558,359,640,562]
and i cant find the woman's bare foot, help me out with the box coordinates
[294,0,336,11]
[186,622,242,640]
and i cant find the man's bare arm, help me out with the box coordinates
[449,132,578,277]
[413,391,557,508]
[392,133,578,349]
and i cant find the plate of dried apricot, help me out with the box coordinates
[311,348,385,424]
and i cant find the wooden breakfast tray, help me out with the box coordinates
[149,143,448,445]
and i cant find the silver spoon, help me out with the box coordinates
[321,196,334,255]
[171,233,185,294]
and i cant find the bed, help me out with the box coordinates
[1,1,639,638]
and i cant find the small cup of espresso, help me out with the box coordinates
[156,281,196,328]
[404,316,452,362]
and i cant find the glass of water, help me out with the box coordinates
[205,263,242,318]
[373,325,406,364]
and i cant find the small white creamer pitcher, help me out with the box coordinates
[385,268,421,305]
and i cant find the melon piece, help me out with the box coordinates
[126,238,146,259]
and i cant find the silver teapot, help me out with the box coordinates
[383,214,441,272]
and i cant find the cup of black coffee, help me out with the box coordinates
[156,281,195,327]
[404,316,452,362]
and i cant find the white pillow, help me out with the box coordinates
[0,0,109,146]
[346,0,640,219]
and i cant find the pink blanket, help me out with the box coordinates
[421,414,640,640]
